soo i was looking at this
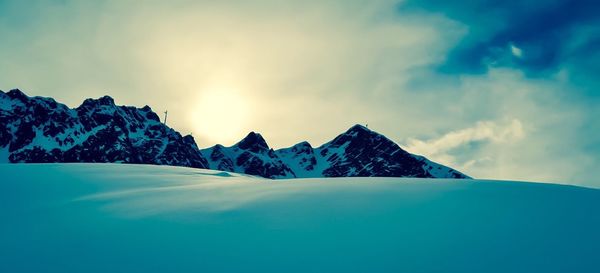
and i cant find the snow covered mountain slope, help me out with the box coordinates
[1,163,598,273]
[285,124,468,178]
[0,89,207,168]
[203,125,469,179]
[1,88,466,179]
[200,132,295,178]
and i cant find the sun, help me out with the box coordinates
[191,86,252,146]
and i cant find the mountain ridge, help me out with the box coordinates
[0,89,469,179]
[200,123,469,179]
[0,89,208,168]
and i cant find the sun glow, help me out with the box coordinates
[191,86,253,146]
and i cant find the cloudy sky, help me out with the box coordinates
[0,0,599,186]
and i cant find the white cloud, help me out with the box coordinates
[510,43,523,58]
[461,157,493,170]
[405,119,525,166]
[391,68,595,185]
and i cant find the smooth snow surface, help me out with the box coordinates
[1,163,599,273]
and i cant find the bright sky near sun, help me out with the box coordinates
[192,85,254,144]
[0,0,599,186]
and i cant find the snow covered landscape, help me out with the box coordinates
[1,1,600,272]
[1,163,599,272]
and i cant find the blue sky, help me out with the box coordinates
[0,0,598,186]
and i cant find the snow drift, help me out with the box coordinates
[1,163,598,273]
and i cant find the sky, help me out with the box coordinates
[0,0,599,186]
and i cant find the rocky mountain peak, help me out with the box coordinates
[236,132,269,153]
[80,95,116,109]
[287,141,313,154]
[328,124,386,148]
[3,89,30,103]
[346,124,370,133]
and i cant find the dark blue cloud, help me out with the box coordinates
[399,0,600,80]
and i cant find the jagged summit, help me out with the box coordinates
[200,131,294,178]
[236,131,269,153]
[6,88,27,100]
[80,95,116,107]
[327,124,384,148]
[3,89,60,107]
[346,124,370,133]
[287,141,313,151]
[1,89,469,179]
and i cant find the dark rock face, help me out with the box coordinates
[236,132,269,153]
[0,89,207,168]
[208,145,235,172]
[200,132,295,179]
[275,141,318,175]
[317,125,467,178]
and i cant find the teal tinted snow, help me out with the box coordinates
[1,163,599,272]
